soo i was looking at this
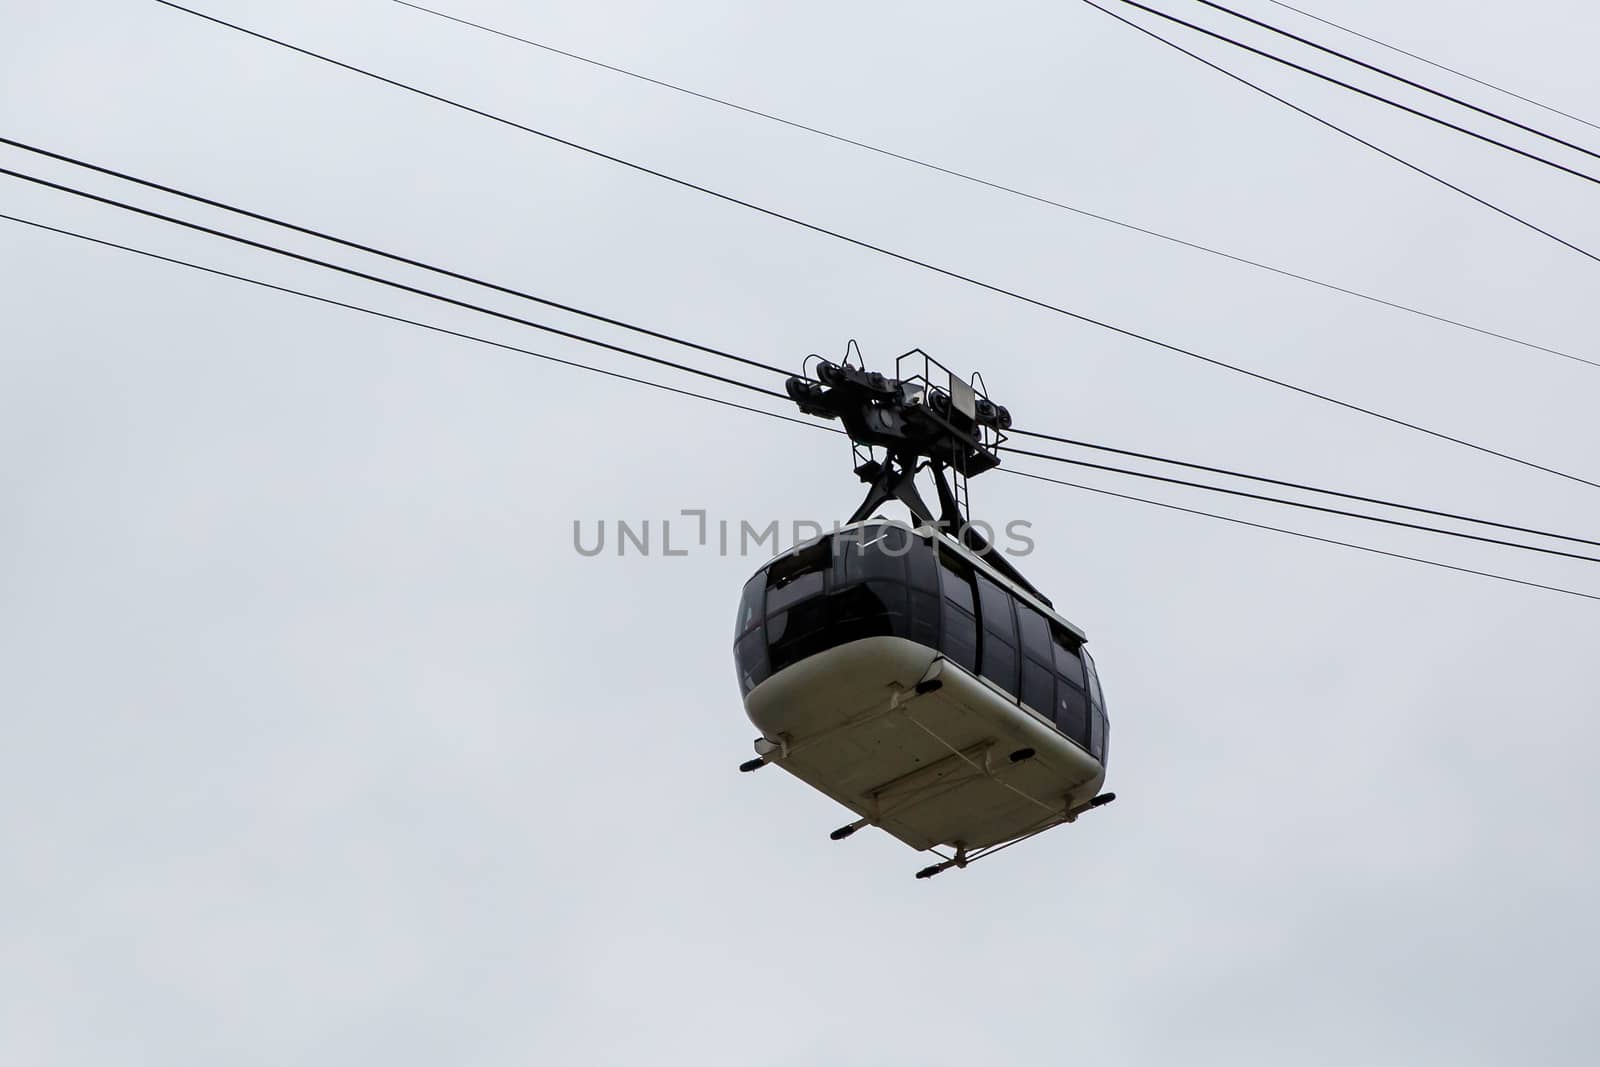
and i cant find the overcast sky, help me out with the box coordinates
[3,0,1598,1063]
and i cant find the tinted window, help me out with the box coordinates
[1084,648,1104,709]
[735,572,764,639]
[1016,603,1053,665]
[1052,629,1085,688]
[734,629,769,695]
[1055,682,1089,748]
[1015,602,1054,716]
[742,527,951,681]
[906,532,939,592]
[938,552,978,672]
[939,551,975,613]
[975,576,1015,644]
[975,575,1019,697]
[941,600,977,672]
[767,539,828,614]
[982,638,1018,698]
[766,569,824,615]
[908,588,940,651]
[766,595,831,672]
[835,524,907,585]
[1021,657,1054,716]
[770,537,828,580]
[1082,650,1107,764]
[829,579,906,644]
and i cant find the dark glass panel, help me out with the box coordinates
[908,589,940,650]
[765,569,824,616]
[831,527,864,586]
[906,532,939,592]
[1099,710,1111,768]
[767,538,829,605]
[1054,683,1089,748]
[980,636,1019,698]
[766,595,831,672]
[1052,629,1085,688]
[835,524,908,586]
[1016,602,1053,665]
[941,602,978,672]
[975,575,1015,643]
[1021,656,1054,717]
[938,552,975,613]
[1089,705,1105,762]
[829,579,906,645]
[735,572,764,639]
[734,628,769,695]
[1084,649,1105,709]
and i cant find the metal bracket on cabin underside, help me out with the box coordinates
[739,661,950,775]
[913,791,1118,879]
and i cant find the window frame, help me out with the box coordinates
[974,572,1020,699]
[936,548,979,674]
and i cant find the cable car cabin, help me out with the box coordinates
[733,519,1110,866]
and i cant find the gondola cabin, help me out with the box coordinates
[733,518,1110,871]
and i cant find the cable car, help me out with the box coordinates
[733,349,1114,878]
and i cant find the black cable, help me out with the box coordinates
[13,144,1592,557]
[1003,467,1600,604]
[147,1,1600,491]
[387,0,1599,373]
[19,138,1591,553]
[1110,0,1600,189]
[1182,0,1600,164]
[1260,0,1600,136]
[0,210,826,433]
[0,135,790,381]
[1077,0,1600,265]
[1011,426,1600,548]
[1004,445,1600,565]
[13,154,1592,557]
[0,165,782,402]
[31,133,1581,560]
[9,207,1591,605]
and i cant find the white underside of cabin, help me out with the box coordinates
[744,636,1106,853]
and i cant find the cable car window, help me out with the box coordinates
[766,539,829,616]
[766,569,823,616]
[1015,603,1052,664]
[766,595,831,672]
[1014,602,1054,714]
[905,531,939,592]
[1098,711,1110,767]
[982,639,1018,698]
[1021,657,1054,717]
[1084,649,1105,710]
[735,572,764,639]
[835,524,908,586]
[939,552,975,613]
[1055,682,1089,748]
[734,629,769,695]
[942,604,977,672]
[908,588,940,650]
[974,574,1019,697]
[1052,628,1085,689]
[830,579,907,643]
[975,575,1015,644]
[937,551,978,673]
[770,537,829,582]
[1089,705,1105,762]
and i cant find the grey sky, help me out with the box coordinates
[3,0,1597,1063]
